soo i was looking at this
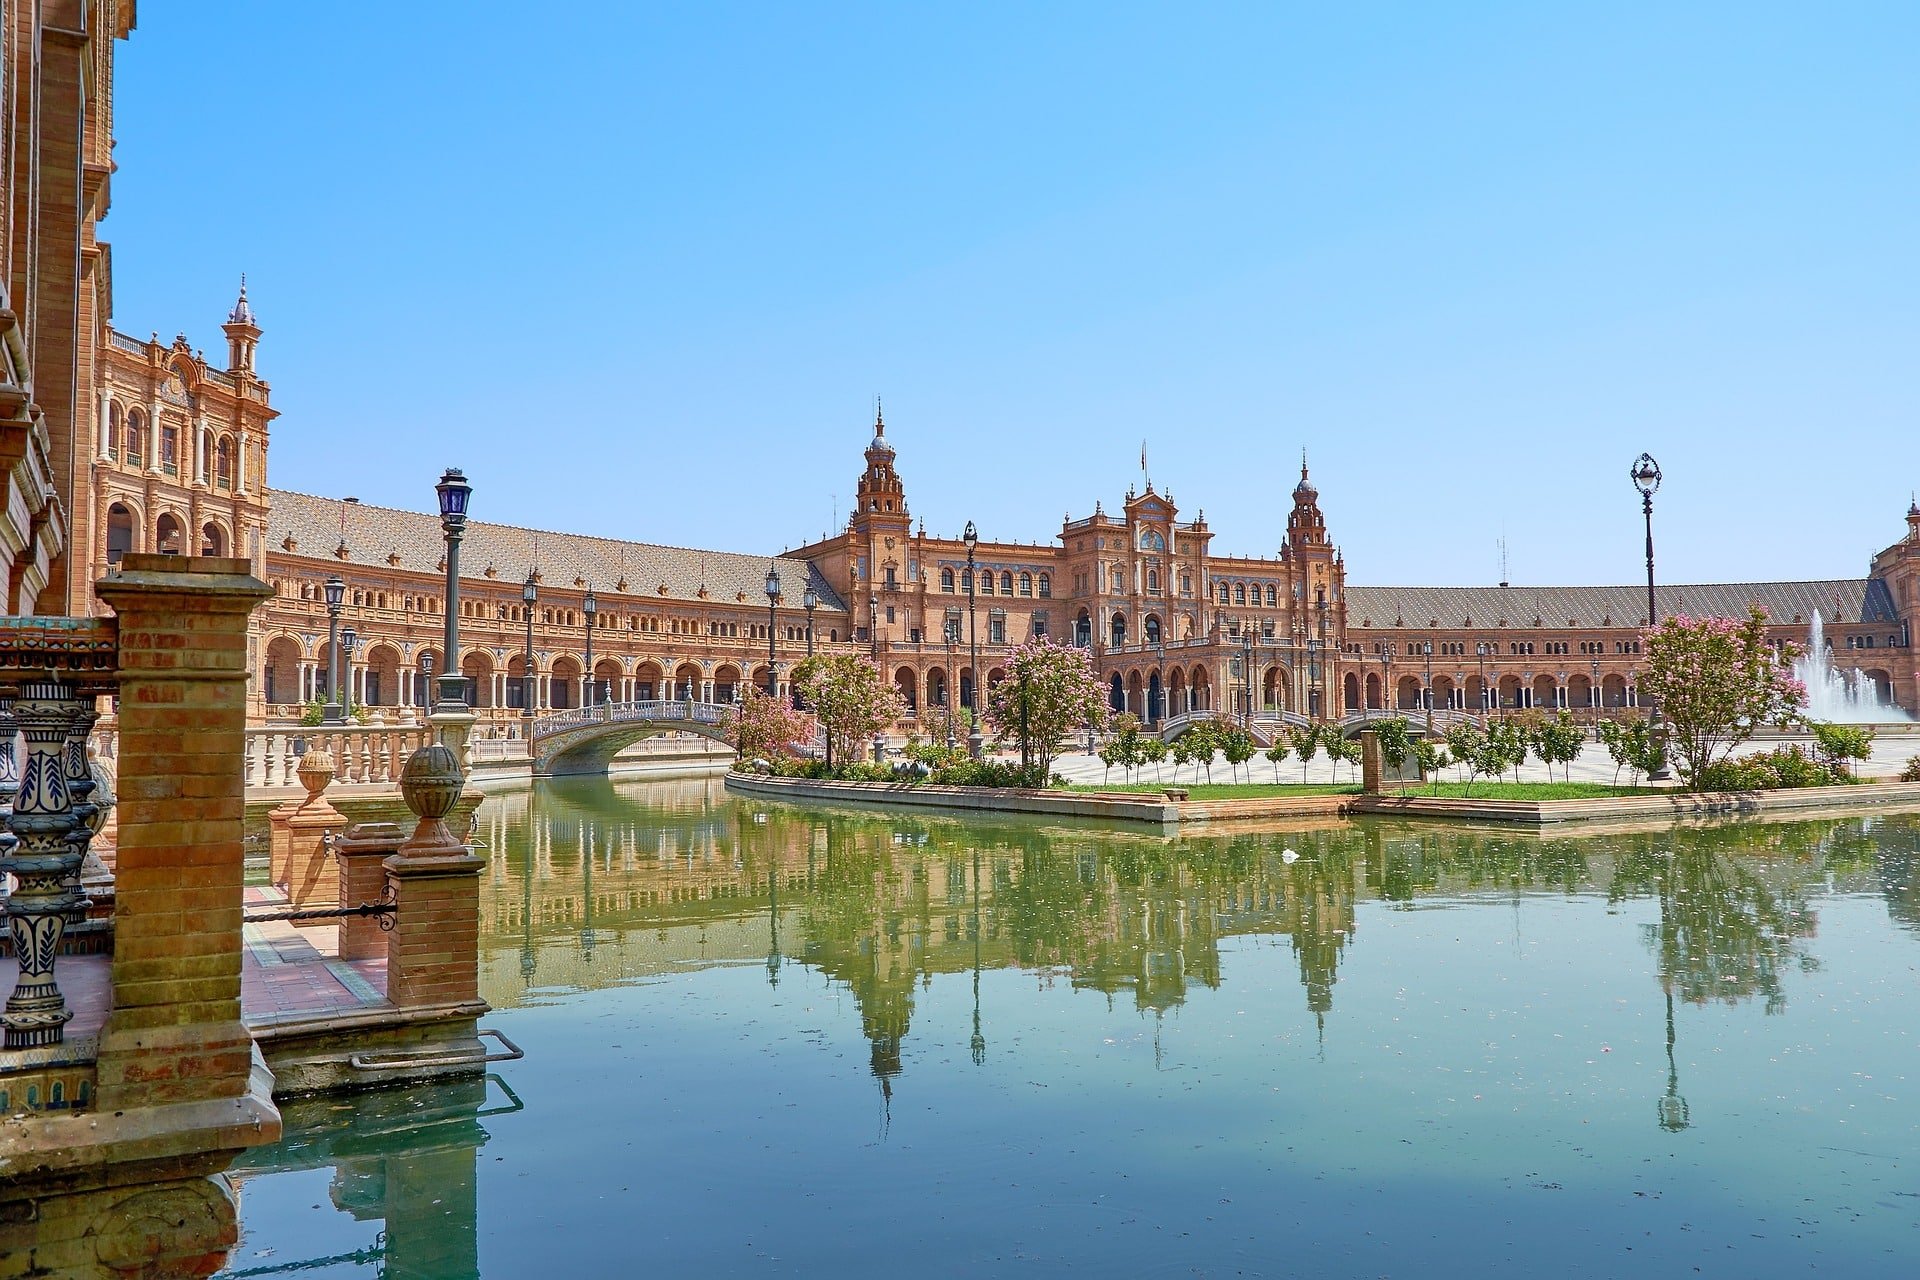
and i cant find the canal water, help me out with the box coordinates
[216,776,1919,1278]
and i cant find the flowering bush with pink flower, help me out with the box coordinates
[1640,607,1805,789]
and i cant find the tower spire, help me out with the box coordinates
[874,396,884,436]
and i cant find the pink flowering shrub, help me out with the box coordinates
[1640,608,1805,789]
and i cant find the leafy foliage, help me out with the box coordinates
[1598,717,1666,787]
[1640,609,1806,789]
[1808,722,1874,780]
[984,635,1110,779]
[792,654,904,769]
[726,687,818,762]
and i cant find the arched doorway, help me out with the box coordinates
[635,661,663,701]
[1108,673,1124,712]
[200,521,226,557]
[551,656,582,709]
[927,667,948,707]
[106,503,135,566]
[1396,675,1422,710]
[1343,672,1361,712]
[1148,671,1163,723]
[364,644,401,706]
[674,663,701,702]
[712,663,741,704]
[461,651,495,708]
[593,659,622,704]
[154,512,184,556]
[263,636,301,707]
[894,666,917,712]
[1364,671,1382,710]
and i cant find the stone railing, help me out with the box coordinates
[244,725,433,789]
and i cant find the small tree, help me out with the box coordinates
[1220,725,1257,783]
[1372,718,1414,777]
[1289,724,1321,783]
[985,635,1110,781]
[1640,609,1806,789]
[1138,735,1169,782]
[1533,711,1586,784]
[1107,712,1144,783]
[1413,738,1451,795]
[1445,721,1496,795]
[792,654,904,770]
[1488,716,1531,785]
[1809,721,1873,780]
[1599,716,1664,787]
[1264,739,1291,782]
[727,687,819,763]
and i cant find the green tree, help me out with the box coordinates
[1808,721,1873,780]
[792,654,905,770]
[1220,724,1257,782]
[1264,739,1291,782]
[1641,608,1806,789]
[1288,723,1321,783]
[1137,735,1169,783]
[1533,711,1586,784]
[1413,737,1451,794]
[984,635,1110,780]
[1372,718,1414,775]
[1599,716,1664,787]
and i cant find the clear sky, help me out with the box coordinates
[110,3,1917,587]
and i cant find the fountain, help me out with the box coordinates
[1793,611,1909,722]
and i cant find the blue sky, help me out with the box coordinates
[111,3,1916,586]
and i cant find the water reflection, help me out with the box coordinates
[472,777,1919,1101]
[220,1075,517,1279]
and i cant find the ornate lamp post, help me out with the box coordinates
[1421,640,1434,735]
[1476,642,1489,716]
[869,593,879,660]
[1591,658,1602,734]
[340,625,358,714]
[322,573,345,724]
[434,467,472,710]
[943,619,958,751]
[1377,642,1393,721]
[521,571,537,719]
[582,588,597,707]
[964,520,982,759]
[765,564,781,699]
[1316,587,1330,720]
[802,585,818,656]
[1307,635,1322,720]
[1631,453,1671,778]
[1240,620,1254,730]
[418,651,434,708]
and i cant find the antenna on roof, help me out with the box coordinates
[1498,536,1509,589]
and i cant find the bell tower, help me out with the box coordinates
[849,403,912,642]
[222,276,260,376]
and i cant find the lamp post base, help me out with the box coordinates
[967,728,983,760]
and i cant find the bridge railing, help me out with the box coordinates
[533,698,732,739]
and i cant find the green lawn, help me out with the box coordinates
[1062,780,1656,801]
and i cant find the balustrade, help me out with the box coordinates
[242,724,432,789]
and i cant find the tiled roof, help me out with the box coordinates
[1344,579,1897,630]
[266,489,845,611]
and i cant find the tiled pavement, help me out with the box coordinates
[241,885,389,1028]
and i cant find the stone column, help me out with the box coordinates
[92,555,274,1114]
[277,745,347,917]
[1,679,84,1048]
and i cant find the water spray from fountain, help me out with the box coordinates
[1793,611,1909,723]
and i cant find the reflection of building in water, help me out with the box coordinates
[226,1075,503,1280]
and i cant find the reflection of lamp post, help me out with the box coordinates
[1632,453,1672,779]
[323,574,345,724]
[522,571,537,719]
[765,565,781,699]
[582,588,597,707]
[434,468,472,710]
[964,521,981,759]
[766,828,782,988]
[970,845,985,1065]
[1658,987,1689,1131]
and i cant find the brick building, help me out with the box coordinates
[202,406,1918,733]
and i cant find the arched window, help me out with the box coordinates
[215,436,234,488]
[999,571,1013,594]
[200,522,225,557]
[126,409,145,466]
[1019,572,1033,596]
[1110,566,1124,592]
[1217,582,1229,604]
[1037,573,1051,598]
[1265,585,1277,606]
[106,402,121,460]
[960,570,972,593]
[1111,613,1127,648]
[106,503,134,565]
[1146,569,1159,593]
[1145,614,1161,644]
[941,567,955,592]
[979,572,993,596]
[1234,583,1246,605]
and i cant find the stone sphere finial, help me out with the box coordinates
[399,743,462,822]
[296,744,336,805]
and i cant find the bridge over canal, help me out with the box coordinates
[531,699,735,777]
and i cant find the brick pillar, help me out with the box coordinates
[1360,730,1383,794]
[92,555,273,1112]
[384,744,485,1010]
[333,821,405,962]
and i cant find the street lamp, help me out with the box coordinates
[869,594,879,660]
[765,565,781,699]
[1631,452,1672,779]
[582,588,597,708]
[1240,620,1254,730]
[1591,659,1602,734]
[419,651,433,709]
[1475,641,1489,717]
[943,619,958,751]
[964,520,982,759]
[1377,642,1393,720]
[322,573,346,725]
[434,467,472,710]
[340,624,358,715]
[802,585,818,657]
[521,572,537,719]
[1420,640,1434,735]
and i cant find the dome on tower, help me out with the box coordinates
[227,275,255,327]
[1293,457,1317,502]
[867,400,894,458]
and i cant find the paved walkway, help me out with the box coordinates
[240,885,388,1028]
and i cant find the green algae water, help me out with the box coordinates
[217,777,1920,1278]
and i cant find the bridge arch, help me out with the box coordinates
[531,699,736,776]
